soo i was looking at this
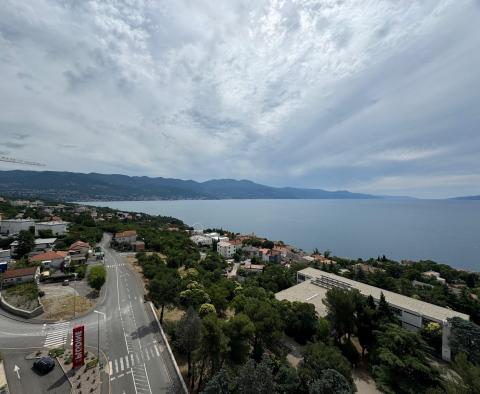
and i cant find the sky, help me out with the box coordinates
[0,0,479,198]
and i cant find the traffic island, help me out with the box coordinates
[57,350,103,394]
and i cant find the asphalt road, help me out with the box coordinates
[0,234,179,394]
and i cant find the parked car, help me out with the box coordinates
[62,279,69,286]
[33,357,55,374]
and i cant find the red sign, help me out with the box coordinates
[72,325,85,369]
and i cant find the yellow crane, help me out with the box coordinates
[0,155,45,167]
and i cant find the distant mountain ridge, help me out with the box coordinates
[0,170,382,201]
[450,195,480,200]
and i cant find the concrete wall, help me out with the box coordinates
[0,292,44,318]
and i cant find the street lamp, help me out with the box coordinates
[93,310,106,364]
[72,272,78,318]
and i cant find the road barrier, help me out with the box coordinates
[148,302,188,394]
[0,293,44,318]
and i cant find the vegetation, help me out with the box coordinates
[87,265,106,291]
[15,230,35,258]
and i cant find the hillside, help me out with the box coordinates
[0,170,379,201]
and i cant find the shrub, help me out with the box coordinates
[87,265,106,291]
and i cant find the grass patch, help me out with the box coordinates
[3,283,40,310]
[48,347,65,357]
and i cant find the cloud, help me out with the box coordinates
[0,0,479,197]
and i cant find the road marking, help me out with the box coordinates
[144,349,150,361]
[130,354,135,366]
[44,322,70,348]
[109,361,112,375]
[114,359,119,374]
[120,357,124,371]
[125,355,130,369]
[154,345,160,357]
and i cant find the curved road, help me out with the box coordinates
[0,234,178,393]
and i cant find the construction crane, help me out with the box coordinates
[0,155,45,167]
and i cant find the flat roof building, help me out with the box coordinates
[35,221,69,236]
[0,219,35,235]
[275,267,469,362]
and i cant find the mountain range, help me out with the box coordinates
[0,170,381,201]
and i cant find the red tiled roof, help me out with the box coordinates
[69,240,90,250]
[116,230,137,238]
[3,266,38,279]
[30,251,68,262]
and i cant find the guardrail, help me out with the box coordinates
[148,302,188,393]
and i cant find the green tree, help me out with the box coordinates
[449,317,480,364]
[87,265,106,291]
[323,288,361,341]
[175,306,201,381]
[283,301,318,344]
[309,369,353,394]
[199,303,216,318]
[201,368,231,394]
[235,358,275,394]
[15,230,35,258]
[224,313,255,364]
[370,323,440,394]
[446,353,480,394]
[356,301,376,356]
[298,341,353,390]
[149,269,180,323]
[376,292,395,323]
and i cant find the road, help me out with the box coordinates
[0,234,180,393]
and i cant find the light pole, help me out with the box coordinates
[72,272,78,318]
[93,310,106,363]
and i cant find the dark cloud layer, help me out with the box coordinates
[0,0,479,198]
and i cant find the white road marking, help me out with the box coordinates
[154,345,160,357]
[114,359,119,374]
[130,354,135,366]
[109,361,112,375]
[125,355,130,369]
[120,356,124,371]
[44,322,70,348]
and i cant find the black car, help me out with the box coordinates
[33,357,55,374]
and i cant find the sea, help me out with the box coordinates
[81,199,480,272]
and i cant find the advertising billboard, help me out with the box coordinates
[72,325,85,369]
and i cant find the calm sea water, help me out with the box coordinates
[83,199,480,272]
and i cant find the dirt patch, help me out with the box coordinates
[3,283,40,311]
[42,295,94,320]
[353,366,382,394]
[164,307,185,323]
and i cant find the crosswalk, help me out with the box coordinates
[108,343,164,379]
[44,321,70,348]
[105,263,127,268]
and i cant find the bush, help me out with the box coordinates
[88,265,106,291]
[86,358,98,369]
[49,347,65,357]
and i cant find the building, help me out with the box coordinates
[0,249,11,262]
[242,245,260,258]
[10,238,57,255]
[422,271,446,284]
[275,267,469,362]
[190,235,213,246]
[2,266,40,286]
[243,262,265,273]
[0,219,35,235]
[30,251,69,269]
[217,241,236,259]
[69,240,91,255]
[115,230,137,244]
[34,221,69,236]
[134,241,145,251]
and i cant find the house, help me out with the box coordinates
[10,238,57,255]
[242,246,260,258]
[35,221,69,236]
[243,262,265,273]
[217,241,236,259]
[190,235,213,246]
[2,266,40,286]
[30,251,69,269]
[115,230,137,244]
[69,240,91,255]
[259,248,271,263]
[422,271,446,284]
[134,241,145,251]
[0,249,11,262]
[0,219,35,235]
[353,263,383,274]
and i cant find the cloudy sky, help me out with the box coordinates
[1,0,479,198]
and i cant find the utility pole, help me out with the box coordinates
[93,310,106,363]
[73,272,78,318]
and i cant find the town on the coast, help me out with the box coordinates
[0,195,479,394]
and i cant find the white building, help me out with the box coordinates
[422,271,447,284]
[10,238,57,254]
[0,249,11,261]
[190,235,213,246]
[35,221,69,236]
[276,267,469,362]
[0,219,35,235]
[217,241,237,259]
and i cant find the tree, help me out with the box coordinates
[449,317,480,364]
[149,269,180,323]
[376,292,395,323]
[201,368,231,394]
[309,369,353,394]
[370,323,440,393]
[447,353,480,394]
[15,230,35,258]
[175,307,201,381]
[235,358,275,394]
[224,313,255,364]
[322,288,361,341]
[283,301,318,344]
[298,341,353,390]
[356,301,376,356]
[274,363,300,394]
[87,265,106,291]
[199,303,216,318]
